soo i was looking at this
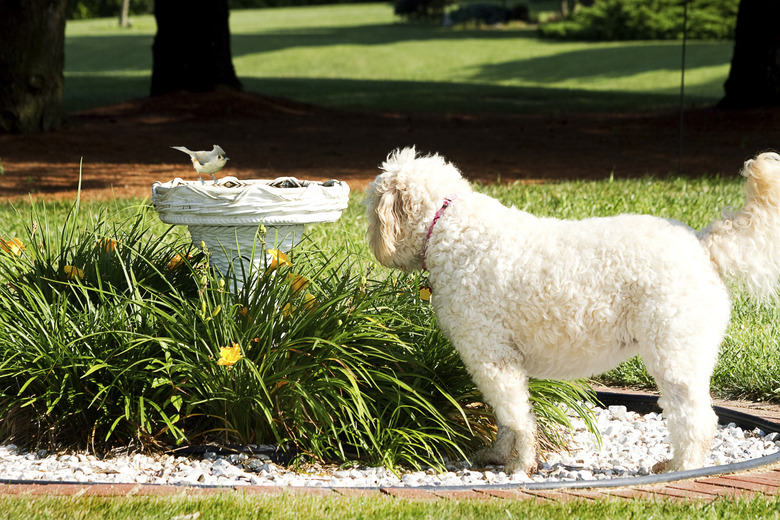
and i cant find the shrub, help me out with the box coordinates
[538,0,739,41]
[0,202,202,448]
[0,198,598,470]
[394,0,452,21]
[444,3,530,27]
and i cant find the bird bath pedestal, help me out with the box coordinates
[151,176,350,280]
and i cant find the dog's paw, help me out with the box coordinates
[651,459,673,474]
[472,447,508,467]
[504,456,538,476]
[504,459,539,475]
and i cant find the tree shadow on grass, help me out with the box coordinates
[469,41,730,83]
[63,74,719,114]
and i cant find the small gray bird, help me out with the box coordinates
[172,144,229,184]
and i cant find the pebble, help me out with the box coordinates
[0,405,777,488]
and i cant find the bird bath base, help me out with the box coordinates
[151,176,350,281]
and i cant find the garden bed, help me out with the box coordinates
[1,392,779,490]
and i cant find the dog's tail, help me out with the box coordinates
[699,152,780,300]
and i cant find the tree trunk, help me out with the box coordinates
[119,0,131,28]
[150,0,242,96]
[0,0,66,134]
[719,0,780,109]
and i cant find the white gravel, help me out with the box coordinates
[1,405,778,488]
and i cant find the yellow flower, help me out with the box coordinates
[99,238,118,253]
[217,342,242,367]
[266,249,291,270]
[419,286,432,301]
[239,306,249,317]
[281,294,317,318]
[167,253,192,271]
[63,265,85,281]
[302,293,317,311]
[287,274,310,293]
[0,238,24,256]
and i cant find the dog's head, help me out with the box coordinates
[363,147,471,271]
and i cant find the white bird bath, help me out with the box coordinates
[151,176,350,281]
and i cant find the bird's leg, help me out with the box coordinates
[190,158,206,185]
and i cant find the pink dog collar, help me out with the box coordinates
[422,194,457,271]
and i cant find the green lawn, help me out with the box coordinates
[64,3,733,113]
[2,492,780,519]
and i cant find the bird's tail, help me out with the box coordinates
[699,152,780,300]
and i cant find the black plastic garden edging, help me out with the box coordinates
[422,390,780,492]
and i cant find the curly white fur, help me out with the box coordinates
[364,147,780,474]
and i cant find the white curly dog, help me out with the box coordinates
[364,147,780,474]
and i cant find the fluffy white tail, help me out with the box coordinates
[699,152,780,300]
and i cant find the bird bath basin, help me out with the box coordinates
[151,176,350,281]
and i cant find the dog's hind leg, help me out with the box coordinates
[641,337,720,473]
[636,284,727,473]
[651,376,717,473]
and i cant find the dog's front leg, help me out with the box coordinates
[467,356,538,474]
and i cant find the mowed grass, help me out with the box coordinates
[63,3,733,113]
[3,493,780,520]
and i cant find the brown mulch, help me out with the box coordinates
[1,90,780,202]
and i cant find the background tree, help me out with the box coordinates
[0,0,67,133]
[719,0,780,108]
[119,0,131,27]
[150,0,242,96]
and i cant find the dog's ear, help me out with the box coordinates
[367,181,407,267]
